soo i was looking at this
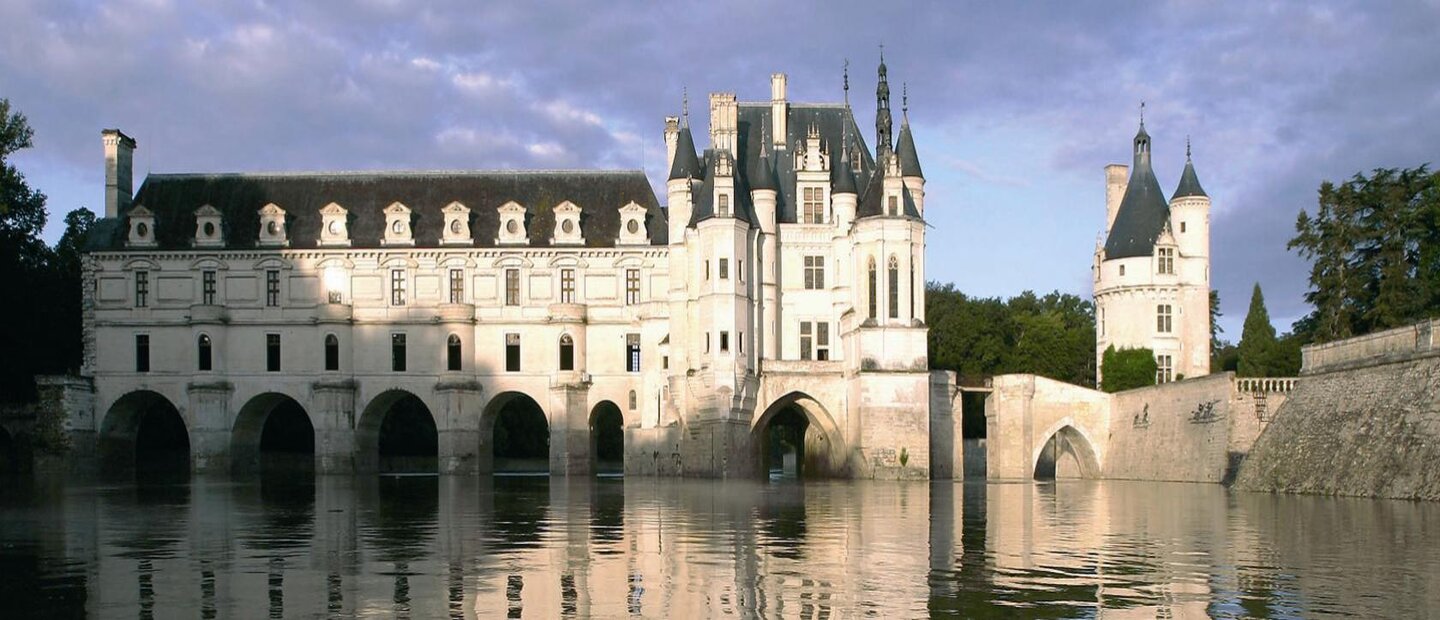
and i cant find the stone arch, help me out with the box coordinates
[230,392,315,475]
[752,392,846,479]
[97,390,190,476]
[357,389,438,474]
[1031,419,1102,480]
[481,391,550,474]
[589,400,624,476]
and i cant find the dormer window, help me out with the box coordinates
[496,201,527,245]
[718,194,730,217]
[551,201,584,245]
[257,203,288,247]
[194,205,224,248]
[617,201,648,245]
[127,205,157,248]
[1157,247,1175,275]
[803,187,824,223]
[319,202,350,247]
[382,202,414,246]
[441,201,471,245]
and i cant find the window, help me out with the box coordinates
[1157,354,1173,384]
[804,256,825,289]
[738,259,744,283]
[626,333,641,372]
[705,333,711,353]
[718,193,730,217]
[910,263,916,319]
[720,331,729,352]
[447,334,462,371]
[266,334,281,372]
[1158,247,1175,275]
[888,255,900,319]
[625,268,640,305]
[816,322,830,360]
[628,390,638,411]
[662,355,669,370]
[888,195,899,216]
[1157,304,1173,333]
[202,270,217,305]
[800,321,830,361]
[135,271,148,308]
[135,334,150,372]
[197,334,212,371]
[719,258,729,280]
[449,268,464,303]
[803,187,824,224]
[867,258,877,319]
[559,334,575,371]
[738,332,744,354]
[1180,221,1188,233]
[704,260,710,281]
[1119,265,1126,277]
[390,269,407,306]
[505,269,520,306]
[561,268,576,303]
[266,269,280,306]
[506,333,520,372]
[390,334,406,371]
[324,334,339,371]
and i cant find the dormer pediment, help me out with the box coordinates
[319,202,350,247]
[497,201,528,245]
[441,201,472,245]
[193,204,224,248]
[382,201,414,246]
[127,205,157,248]
[257,203,288,247]
[551,201,584,245]
[617,201,649,245]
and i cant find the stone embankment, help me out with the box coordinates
[1235,319,1440,501]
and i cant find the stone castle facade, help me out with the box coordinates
[75,61,950,479]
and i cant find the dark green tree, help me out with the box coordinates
[1100,345,1156,393]
[0,98,54,402]
[1236,283,1301,376]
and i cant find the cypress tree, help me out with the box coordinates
[1237,283,1280,377]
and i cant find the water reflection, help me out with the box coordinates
[1,475,1437,617]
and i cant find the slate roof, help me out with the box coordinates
[735,103,876,223]
[895,122,923,179]
[87,170,665,251]
[689,150,759,228]
[668,126,702,181]
[855,165,920,219]
[1104,130,1170,259]
[1172,157,1207,200]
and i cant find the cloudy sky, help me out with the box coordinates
[4,0,1438,336]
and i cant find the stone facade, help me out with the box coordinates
[73,65,944,479]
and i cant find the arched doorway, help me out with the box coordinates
[358,391,438,474]
[1033,425,1101,480]
[98,391,190,478]
[483,392,549,475]
[753,393,844,480]
[590,401,624,476]
[232,393,315,476]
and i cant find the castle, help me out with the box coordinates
[73,60,947,479]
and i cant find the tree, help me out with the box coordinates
[0,98,53,402]
[1236,283,1302,376]
[1100,345,1156,393]
[925,283,1095,387]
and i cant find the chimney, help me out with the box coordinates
[1104,163,1127,234]
[770,73,788,149]
[708,92,738,156]
[103,129,136,218]
[664,116,679,175]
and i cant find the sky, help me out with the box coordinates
[3,0,1439,338]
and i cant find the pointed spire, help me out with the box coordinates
[1173,136,1208,200]
[834,108,858,194]
[752,123,778,192]
[843,58,850,107]
[1132,101,1151,167]
[668,98,700,182]
[875,48,893,160]
[681,87,689,127]
[902,82,908,121]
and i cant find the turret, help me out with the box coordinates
[1102,116,1169,260]
[667,122,701,246]
[750,147,778,234]
[1169,138,1211,278]
[895,84,925,216]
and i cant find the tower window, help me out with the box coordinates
[718,193,730,217]
[391,333,407,372]
[197,334,212,371]
[266,269,280,306]
[449,268,464,303]
[324,334,339,371]
[626,333,640,372]
[803,187,824,224]
[705,260,711,281]
[1157,304,1173,333]
[888,255,900,319]
[720,331,729,353]
[719,258,729,280]
[626,268,641,304]
[804,256,825,289]
[135,334,150,372]
[135,270,148,308]
[888,195,899,216]
[447,334,462,371]
[559,334,575,371]
[1181,221,1188,233]
[561,268,576,303]
[506,333,521,372]
[1158,247,1175,275]
[505,269,520,306]
[628,390,638,411]
[266,333,281,372]
[391,269,407,306]
[202,270,217,305]
[1119,265,1126,277]
[867,258,877,319]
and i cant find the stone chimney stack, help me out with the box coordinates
[664,116,679,176]
[1104,163,1127,235]
[770,73,788,149]
[103,129,136,218]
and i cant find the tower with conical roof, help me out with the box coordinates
[1094,116,1212,386]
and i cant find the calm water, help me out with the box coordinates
[2,475,1438,618]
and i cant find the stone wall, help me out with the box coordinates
[1235,350,1440,500]
[1104,373,1237,483]
[1301,318,1437,374]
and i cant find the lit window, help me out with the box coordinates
[505,269,520,306]
[197,334,212,371]
[266,269,280,306]
[506,333,521,372]
[135,334,150,372]
[1157,304,1173,333]
[390,269,407,306]
[804,256,825,289]
[391,333,407,372]
[803,187,824,224]
[135,271,148,308]
[447,334,462,371]
[561,269,576,303]
[626,268,640,305]
[626,333,640,372]
[449,268,464,303]
[202,270,217,305]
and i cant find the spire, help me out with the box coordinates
[843,58,850,107]
[1132,101,1151,168]
[875,47,893,161]
[682,87,689,127]
[752,125,778,192]
[902,82,908,121]
[833,109,858,194]
[668,120,700,182]
[1172,136,1208,200]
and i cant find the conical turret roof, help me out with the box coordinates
[668,126,701,181]
[1172,146,1207,200]
[895,121,923,179]
[1103,123,1170,259]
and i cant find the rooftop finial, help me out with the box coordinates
[902,82,909,120]
[843,58,850,107]
[682,87,689,127]
[879,43,885,64]
[1139,100,1145,127]
[1186,135,1192,159]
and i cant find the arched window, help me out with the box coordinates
[867,258,877,320]
[888,255,900,319]
[559,334,575,371]
[324,334,339,371]
[197,334,212,371]
[447,334,462,371]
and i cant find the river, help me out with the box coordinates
[1,476,1437,618]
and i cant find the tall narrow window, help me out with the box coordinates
[625,268,640,305]
[887,195,899,216]
[867,258,877,319]
[720,331,729,353]
[202,270,217,305]
[561,268,576,303]
[1158,247,1175,275]
[626,333,640,372]
[266,333,281,372]
[391,334,407,372]
[888,256,900,319]
[628,390,638,411]
[738,332,744,354]
[803,187,824,224]
[719,258,729,280]
[135,334,150,372]
[449,268,464,303]
[559,334,575,371]
[704,260,710,281]
[800,321,813,360]
[1157,304,1173,333]
[910,263,916,320]
[505,269,520,306]
[266,269,280,306]
[718,193,730,217]
[816,322,830,361]
[391,269,407,306]
[447,334,462,371]
[505,333,521,372]
[804,256,825,289]
[738,259,744,283]
[197,334,212,371]
[1157,354,1174,384]
[324,334,339,371]
[135,271,148,308]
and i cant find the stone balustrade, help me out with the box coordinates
[1235,376,1297,394]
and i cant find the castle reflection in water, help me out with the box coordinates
[2,477,1437,618]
